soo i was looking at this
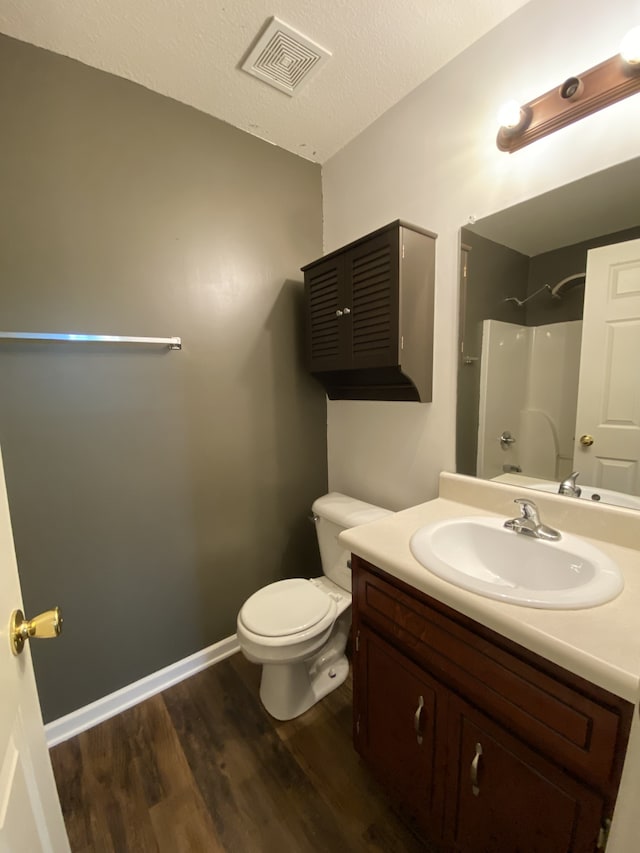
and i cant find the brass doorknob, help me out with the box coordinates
[10,607,63,656]
[579,434,594,447]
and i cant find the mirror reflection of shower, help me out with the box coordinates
[476,318,582,482]
[503,273,585,308]
[550,272,587,299]
[456,157,640,509]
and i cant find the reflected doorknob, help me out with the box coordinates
[580,434,595,447]
[10,607,63,656]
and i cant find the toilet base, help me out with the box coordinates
[259,654,349,721]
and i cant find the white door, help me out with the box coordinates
[0,444,69,852]
[573,238,640,493]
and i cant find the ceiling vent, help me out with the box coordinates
[241,17,331,96]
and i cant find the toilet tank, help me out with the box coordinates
[311,493,393,591]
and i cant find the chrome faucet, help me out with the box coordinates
[504,498,561,541]
[558,471,582,497]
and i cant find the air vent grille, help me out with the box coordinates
[242,17,331,96]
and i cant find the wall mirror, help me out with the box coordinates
[457,156,640,510]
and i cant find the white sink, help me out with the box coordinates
[410,517,623,609]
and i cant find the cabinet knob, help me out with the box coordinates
[471,742,483,796]
[335,309,343,317]
[343,307,351,315]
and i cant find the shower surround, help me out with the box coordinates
[477,319,582,482]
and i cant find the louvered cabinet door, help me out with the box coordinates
[305,255,349,371]
[346,230,400,369]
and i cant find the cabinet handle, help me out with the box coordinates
[335,309,343,317]
[414,695,425,745]
[343,307,351,315]
[470,742,483,796]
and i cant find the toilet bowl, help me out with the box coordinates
[236,493,392,721]
[237,576,351,720]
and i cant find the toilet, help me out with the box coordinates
[236,492,392,720]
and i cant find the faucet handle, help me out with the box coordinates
[514,497,537,513]
[511,498,561,541]
[513,498,540,523]
[558,471,582,497]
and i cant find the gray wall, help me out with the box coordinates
[0,34,326,722]
[525,226,640,326]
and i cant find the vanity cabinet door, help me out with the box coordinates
[355,625,442,837]
[447,698,604,853]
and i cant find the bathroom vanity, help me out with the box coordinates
[340,474,640,853]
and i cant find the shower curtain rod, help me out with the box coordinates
[504,271,586,308]
[503,283,551,308]
[0,331,182,350]
[549,272,586,298]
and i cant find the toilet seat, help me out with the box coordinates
[240,578,335,638]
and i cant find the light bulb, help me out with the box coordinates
[620,25,640,65]
[498,100,524,129]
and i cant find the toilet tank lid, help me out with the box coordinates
[312,492,393,528]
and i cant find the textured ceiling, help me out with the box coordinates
[0,0,532,162]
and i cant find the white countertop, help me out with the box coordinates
[339,473,640,702]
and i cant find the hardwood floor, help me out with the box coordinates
[50,653,431,852]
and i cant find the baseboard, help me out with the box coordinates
[45,634,240,748]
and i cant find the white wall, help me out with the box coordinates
[323,0,640,510]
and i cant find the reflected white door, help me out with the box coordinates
[574,238,640,493]
[0,444,69,852]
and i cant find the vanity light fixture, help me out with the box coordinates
[497,26,640,152]
[620,26,640,64]
[496,99,531,135]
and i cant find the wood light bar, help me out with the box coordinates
[497,52,640,153]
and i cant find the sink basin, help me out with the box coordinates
[528,482,640,511]
[410,517,623,609]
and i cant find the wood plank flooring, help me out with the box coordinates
[50,653,431,852]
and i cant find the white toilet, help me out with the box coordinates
[236,492,392,720]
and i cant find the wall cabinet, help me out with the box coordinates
[352,556,633,852]
[302,220,436,401]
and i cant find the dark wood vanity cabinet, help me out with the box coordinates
[357,626,443,838]
[352,556,633,853]
[302,220,436,401]
[448,698,604,853]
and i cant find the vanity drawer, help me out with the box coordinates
[352,556,632,796]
